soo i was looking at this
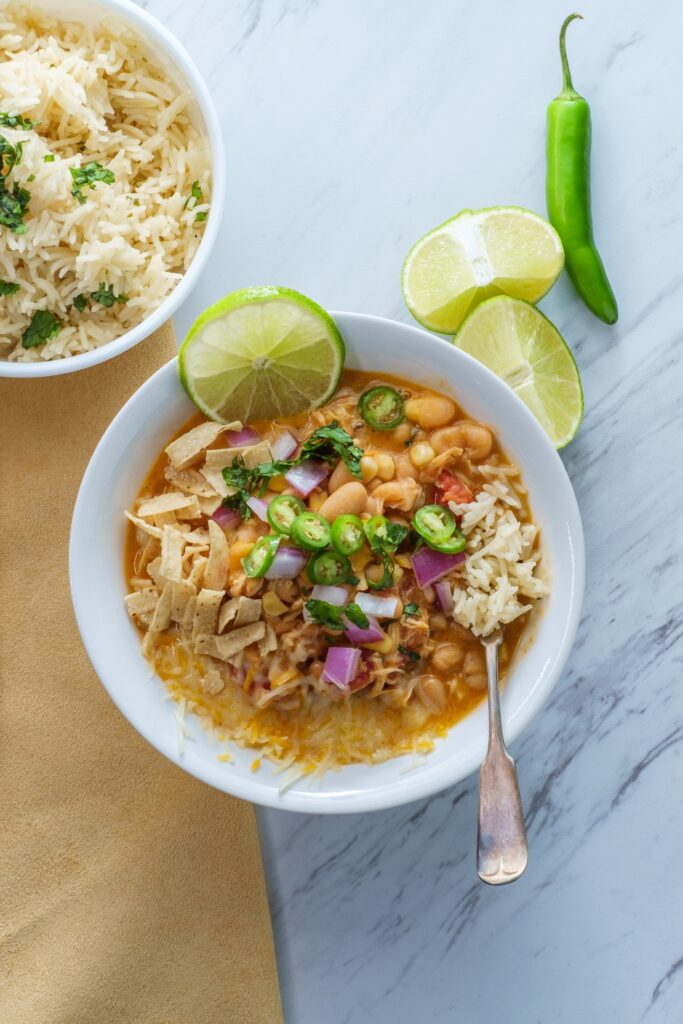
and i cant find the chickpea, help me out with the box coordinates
[360,455,378,483]
[416,675,448,712]
[319,481,368,521]
[375,453,396,481]
[396,458,419,480]
[430,613,448,631]
[409,442,435,468]
[405,395,456,430]
[431,422,493,461]
[464,649,487,690]
[328,461,356,492]
[431,642,465,673]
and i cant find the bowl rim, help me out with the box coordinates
[0,0,226,379]
[70,311,585,813]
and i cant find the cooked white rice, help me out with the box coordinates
[448,464,548,637]
[0,3,211,361]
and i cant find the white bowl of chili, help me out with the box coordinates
[70,312,584,813]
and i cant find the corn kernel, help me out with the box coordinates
[375,453,395,481]
[363,634,394,654]
[360,455,378,482]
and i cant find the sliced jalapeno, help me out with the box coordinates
[290,511,332,551]
[242,535,280,578]
[363,515,407,554]
[307,550,352,586]
[366,555,395,591]
[413,504,456,546]
[427,530,466,554]
[330,514,365,556]
[358,386,405,430]
[267,494,305,536]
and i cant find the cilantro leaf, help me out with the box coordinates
[70,162,115,204]
[194,210,207,223]
[304,599,346,630]
[73,293,87,312]
[298,421,364,477]
[0,113,39,130]
[367,519,408,555]
[221,455,292,518]
[21,309,63,349]
[0,280,19,296]
[0,178,31,234]
[43,154,55,163]
[344,603,370,629]
[403,602,420,618]
[185,179,202,209]
[0,134,23,172]
[91,283,128,307]
[398,644,421,662]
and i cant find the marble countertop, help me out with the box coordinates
[140,0,683,1019]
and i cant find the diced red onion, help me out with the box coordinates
[211,506,240,530]
[411,548,466,589]
[246,495,270,521]
[354,592,399,619]
[226,426,260,446]
[322,646,361,689]
[264,544,308,580]
[344,616,384,645]
[434,580,454,614]
[284,459,328,496]
[269,430,298,461]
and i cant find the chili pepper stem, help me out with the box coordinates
[559,13,583,98]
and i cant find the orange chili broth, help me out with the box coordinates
[125,369,531,766]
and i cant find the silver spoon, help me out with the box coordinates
[476,628,528,885]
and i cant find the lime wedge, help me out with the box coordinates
[178,286,345,422]
[453,296,583,448]
[402,206,564,334]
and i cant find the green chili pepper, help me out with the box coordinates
[428,531,466,554]
[330,514,365,556]
[412,504,456,547]
[363,515,407,554]
[242,535,280,578]
[358,386,405,430]
[307,550,352,586]
[546,13,618,325]
[267,494,305,535]
[290,511,332,551]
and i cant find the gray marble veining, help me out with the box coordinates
[141,0,683,1019]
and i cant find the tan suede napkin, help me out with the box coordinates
[0,325,283,1024]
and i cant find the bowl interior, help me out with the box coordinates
[70,313,584,813]
[0,0,224,379]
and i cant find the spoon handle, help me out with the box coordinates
[477,639,528,885]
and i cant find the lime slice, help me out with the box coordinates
[453,296,583,448]
[402,206,564,334]
[178,286,345,422]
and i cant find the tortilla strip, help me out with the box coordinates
[198,494,223,516]
[192,588,225,638]
[170,580,196,623]
[183,527,210,546]
[181,594,197,634]
[258,623,278,656]
[195,622,265,661]
[165,421,240,470]
[199,466,230,498]
[217,595,261,633]
[205,440,273,472]
[203,519,229,591]
[124,588,159,620]
[201,668,225,695]
[137,492,200,518]
[149,582,173,632]
[125,511,163,540]
[175,497,202,521]
[146,556,163,586]
[164,464,219,498]
[160,525,185,583]
[187,555,207,590]
[137,536,159,574]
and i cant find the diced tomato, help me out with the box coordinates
[435,469,474,505]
